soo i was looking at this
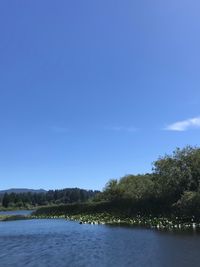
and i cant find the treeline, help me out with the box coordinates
[96,146,200,217]
[35,146,200,219]
[3,146,200,219]
[0,188,99,209]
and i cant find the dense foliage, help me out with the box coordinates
[0,188,99,209]
[35,146,200,220]
[96,146,200,217]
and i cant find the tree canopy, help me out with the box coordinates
[96,146,200,217]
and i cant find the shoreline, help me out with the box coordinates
[1,209,200,231]
[31,212,200,231]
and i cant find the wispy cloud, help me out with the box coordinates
[106,126,137,132]
[51,126,69,133]
[165,116,200,131]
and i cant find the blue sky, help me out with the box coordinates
[0,0,200,190]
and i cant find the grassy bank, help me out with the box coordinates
[0,215,30,221]
[0,203,199,231]
[0,211,199,231]
[32,202,200,230]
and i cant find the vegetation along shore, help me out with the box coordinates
[2,146,200,231]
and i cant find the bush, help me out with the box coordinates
[174,191,200,218]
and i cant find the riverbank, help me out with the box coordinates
[0,211,199,231]
[30,212,200,231]
[1,203,199,231]
[29,201,200,230]
[0,215,30,221]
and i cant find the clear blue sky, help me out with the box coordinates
[0,0,200,190]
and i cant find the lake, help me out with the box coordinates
[0,211,200,267]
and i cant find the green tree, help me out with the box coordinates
[2,193,10,208]
[103,179,124,201]
[118,174,154,201]
[175,191,200,217]
[153,146,200,204]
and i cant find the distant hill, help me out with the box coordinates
[0,188,46,195]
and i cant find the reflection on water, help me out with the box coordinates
[0,219,200,267]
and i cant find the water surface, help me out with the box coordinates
[0,218,200,267]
